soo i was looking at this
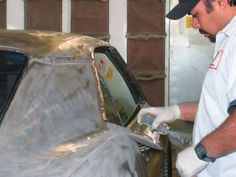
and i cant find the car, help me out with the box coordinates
[0,30,171,177]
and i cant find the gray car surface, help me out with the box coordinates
[0,30,170,177]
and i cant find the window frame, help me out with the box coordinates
[95,46,146,126]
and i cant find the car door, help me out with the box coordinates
[94,46,172,177]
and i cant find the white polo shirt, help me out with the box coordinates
[193,16,236,177]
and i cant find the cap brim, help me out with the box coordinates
[166,0,200,20]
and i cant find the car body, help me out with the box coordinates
[0,30,171,177]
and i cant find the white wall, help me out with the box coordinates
[7,0,24,29]
[109,0,127,61]
[166,0,214,105]
[62,0,71,33]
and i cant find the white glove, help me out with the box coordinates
[176,146,209,177]
[137,105,181,129]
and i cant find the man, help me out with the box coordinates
[137,0,236,176]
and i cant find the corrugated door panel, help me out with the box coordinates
[128,0,165,33]
[127,0,166,106]
[71,0,109,41]
[25,0,62,31]
[128,38,165,70]
[128,37,165,106]
[0,0,6,29]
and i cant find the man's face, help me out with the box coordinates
[190,0,222,39]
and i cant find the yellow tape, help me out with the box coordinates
[186,16,193,28]
[104,66,114,80]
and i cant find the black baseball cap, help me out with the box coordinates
[166,0,200,20]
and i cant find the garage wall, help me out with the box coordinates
[5,0,124,57]
[127,0,166,106]
[25,0,62,31]
[1,0,215,107]
[166,0,214,105]
[0,0,6,28]
[6,0,24,29]
[71,0,109,40]
[3,0,166,106]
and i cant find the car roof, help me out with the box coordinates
[0,30,109,60]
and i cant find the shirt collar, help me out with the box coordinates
[218,16,236,37]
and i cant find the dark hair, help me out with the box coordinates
[229,0,236,6]
[204,0,236,13]
[203,0,214,13]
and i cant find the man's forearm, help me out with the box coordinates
[201,109,236,159]
[178,101,198,122]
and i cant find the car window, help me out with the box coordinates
[94,50,139,126]
[0,51,28,122]
[0,58,105,150]
[99,76,123,125]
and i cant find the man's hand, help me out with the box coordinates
[137,105,181,129]
[176,146,209,177]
